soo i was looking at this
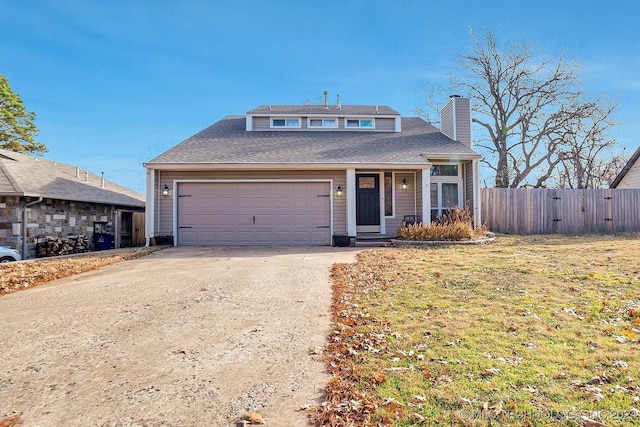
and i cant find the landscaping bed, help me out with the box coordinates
[0,247,164,296]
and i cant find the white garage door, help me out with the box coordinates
[177,182,331,246]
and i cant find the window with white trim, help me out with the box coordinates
[346,118,374,128]
[429,164,463,221]
[308,118,338,128]
[271,118,301,128]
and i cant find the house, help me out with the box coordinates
[143,95,481,246]
[0,149,145,258]
[610,146,640,188]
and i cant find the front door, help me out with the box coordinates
[356,174,380,232]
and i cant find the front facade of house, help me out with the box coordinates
[144,96,481,246]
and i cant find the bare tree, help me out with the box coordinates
[554,100,622,188]
[420,30,624,188]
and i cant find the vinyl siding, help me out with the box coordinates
[416,171,423,221]
[385,172,417,233]
[374,118,395,131]
[154,170,347,237]
[453,98,472,146]
[440,102,454,141]
[617,163,640,188]
[440,97,471,147]
[464,161,474,213]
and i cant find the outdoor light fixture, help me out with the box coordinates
[336,185,343,197]
[401,178,408,190]
[162,184,170,196]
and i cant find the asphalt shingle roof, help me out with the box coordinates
[147,116,479,165]
[0,149,145,207]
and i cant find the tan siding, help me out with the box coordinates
[385,172,417,233]
[416,171,423,221]
[440,102,454,140]
[154,170,347,237]
[375,118,395,131]
[617,163,640,188]
[464,161,474,213]
[454,98,472,146]
[440,97,471,146]
[253,117,270,130]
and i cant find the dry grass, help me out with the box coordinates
[0,247,165,296]
[309,234,640,426]
[397,206,488,241]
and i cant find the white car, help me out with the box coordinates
[0,246,21,263]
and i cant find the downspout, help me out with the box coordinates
[22,197,43,259]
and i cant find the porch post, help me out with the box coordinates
[473,159,481,227]
[421,168,430,224]
[145,168,155,246]
[346,168,357,236]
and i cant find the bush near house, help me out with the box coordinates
[397,206,488,241]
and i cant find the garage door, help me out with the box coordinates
[177,182,331,245]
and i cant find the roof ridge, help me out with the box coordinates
[0,163,20,193]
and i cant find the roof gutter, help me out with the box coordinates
[22,197,43,259]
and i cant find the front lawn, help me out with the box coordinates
[311,235,640,426]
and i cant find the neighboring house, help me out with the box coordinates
[610,146,640,188]
[0,149,145,258]
[143,95,481,246]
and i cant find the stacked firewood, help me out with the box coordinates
[36,234,90,257]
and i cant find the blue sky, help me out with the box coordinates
[1,0,638,194]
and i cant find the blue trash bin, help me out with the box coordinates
[95,234,114,251]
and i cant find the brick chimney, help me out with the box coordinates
[440,95,472,147]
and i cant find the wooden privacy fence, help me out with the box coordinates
[481,188,640,234]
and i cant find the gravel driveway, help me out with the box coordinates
[0,246,359,426]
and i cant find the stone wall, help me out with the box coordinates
[0,196,118,259]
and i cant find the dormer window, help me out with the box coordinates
[346,119,374,128]
[271,118,301,128]
[308,118,338,128]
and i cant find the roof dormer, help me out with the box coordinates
[245,104,401,132]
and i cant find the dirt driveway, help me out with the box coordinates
[0,246,360,426]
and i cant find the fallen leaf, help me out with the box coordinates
[243,412,265,424]
[480,368,501,377]
[580,416,607,427]
[0,414,24,427]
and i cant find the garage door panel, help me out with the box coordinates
[290,214,312,226]
[214,197,236,209]
[235,198,253,209]
[179,230,199,244]
[177,182,331,245]
[310,213,329,224]
[273,197,292,208]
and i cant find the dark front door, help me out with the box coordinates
[356,174,380,227]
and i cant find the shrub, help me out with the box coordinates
[398,205,488,241]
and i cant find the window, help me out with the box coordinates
[308,118,337,128]
[384,172,393,217]
[271,118,300,128]
[346,119,374,128]
[430,165,459,176]
[430,163,462,221]
[430,182,461,221]
[358,177,376,188]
